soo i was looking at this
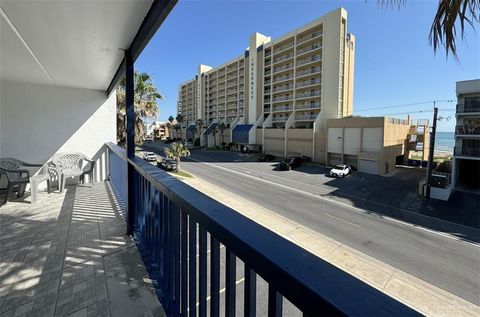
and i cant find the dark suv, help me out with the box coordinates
[278,157,303,170]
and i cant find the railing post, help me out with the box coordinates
[125,49,135,235]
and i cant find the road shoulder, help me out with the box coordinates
[181,176,479,317]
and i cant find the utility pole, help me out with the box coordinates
[425,104,438,199]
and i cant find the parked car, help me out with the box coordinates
[185,142,194,147]
[329,164,351,177]
[142,152,157,162]
[258,154,276,162]
[164,138,174,144]
[278,157,303,170]
[143,135,153,142]
[158,157,177,171]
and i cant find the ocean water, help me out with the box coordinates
[434,131,454,153]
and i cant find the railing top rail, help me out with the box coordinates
[106,142,419,316]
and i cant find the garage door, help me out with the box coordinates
[358,159,379,175]
[328,153,342,166]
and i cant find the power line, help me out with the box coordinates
[353,100,455,113]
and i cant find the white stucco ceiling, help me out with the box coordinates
[0,0,153,91]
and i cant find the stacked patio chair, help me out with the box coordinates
[0,158,51,205]
[52,152,95,192]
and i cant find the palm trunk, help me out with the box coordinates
[176,157,180,172]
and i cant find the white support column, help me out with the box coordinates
[284,112,295,157]
[249,114,264,145]
[262,113,273,151]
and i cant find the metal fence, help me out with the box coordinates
[106,142,419,317]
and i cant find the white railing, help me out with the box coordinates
[296,91,320,99]
[296,42,322,55]
[272,105,293,112]
[296,68,321,77]
[297,31,322,45]
[297,55,321,66]
[296,79,321,88]
[273,53,294,64]
[273,84,294,93]
[273,74,294,83]
[273,43,294,54]
[272,95,293,102]
[273,64,294,74]
[295,114,318,121]
[296,103,320,110]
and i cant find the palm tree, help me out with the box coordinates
[168,115,175,124]
[116,72,163,146]
[383,0,479,58]
[212,127,218,148]
[174,124,181,139]
[197,119,204,145]
[165,122,171,139]
[164,142,190,172]
[217,122,226,146]
[176,114,184,141]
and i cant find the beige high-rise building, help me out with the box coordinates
[177,8,355,155]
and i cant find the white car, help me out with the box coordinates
[142,152,157,162]
[329,164,351,177]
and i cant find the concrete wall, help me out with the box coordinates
[0,79,116,183]
[256,128,263,145]
[286,128,313,157]
[314,129,327,164]
[264,128,284,156]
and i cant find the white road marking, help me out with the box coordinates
[185,157,480,247]
[197,277,246,306]
[325,214,361,228]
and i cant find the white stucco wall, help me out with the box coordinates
[344,127,361,155]
[362,127,382,152]
[327,127,342,153]
[0,80,116,183]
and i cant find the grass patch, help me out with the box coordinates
[168,170,193,178]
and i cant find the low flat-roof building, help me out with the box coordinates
[325,116,429,175]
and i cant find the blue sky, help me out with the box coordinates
[136,0,479,132]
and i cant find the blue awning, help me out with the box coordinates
[232,124,253,144]
[204,122,218,135]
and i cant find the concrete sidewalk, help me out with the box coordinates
[181,176,479,317]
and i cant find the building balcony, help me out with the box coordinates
[296,31,323,46]
[457,101,480,115]
[296,67,322,79]
[297,55,321,67]
[296,79,321,89]
[272,95,293,103]
[296,42,322,56]
[273,84,294,93]
[296,91,320,99]
[272,116,288,122]
[272,74,294,84]
[296,102,321,110]
[295,113,318,121]
[273,63,294,74]
[454,146,480,158]
[272,105,293,112]
[273,53,294,65]
[455,125,480,137]
[273,42,294,55]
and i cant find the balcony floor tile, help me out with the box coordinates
[0,182,165,317]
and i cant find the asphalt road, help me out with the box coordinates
[143,143,480,305]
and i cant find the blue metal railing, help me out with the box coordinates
[106,142,420,317]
